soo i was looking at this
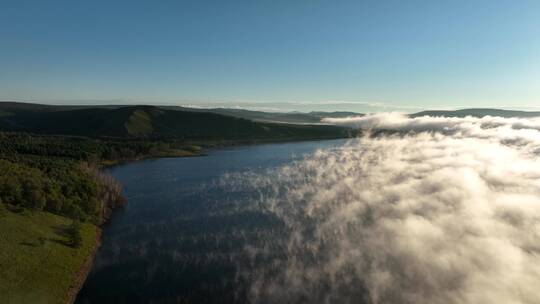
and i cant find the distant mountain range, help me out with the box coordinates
[1,102,539,139]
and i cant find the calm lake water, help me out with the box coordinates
[76,139,348,304]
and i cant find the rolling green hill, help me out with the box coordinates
[0,102,351,140]
[4,103,540,140]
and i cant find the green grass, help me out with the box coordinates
[0,110,12,117]
[0,205,98,304]
[124,109,153,136]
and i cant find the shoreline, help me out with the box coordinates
[67,227,102,304]
[99,135,352,169]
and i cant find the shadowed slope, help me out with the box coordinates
[0,103,351,140]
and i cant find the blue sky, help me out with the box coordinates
[1,0,539,112]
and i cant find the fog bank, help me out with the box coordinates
[223,114,540,304]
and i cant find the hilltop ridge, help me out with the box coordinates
[410,108,540,118]
[0,102,351,140]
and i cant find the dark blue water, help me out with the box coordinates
[76,139,347,304]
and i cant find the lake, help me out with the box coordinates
[76,139,350,304]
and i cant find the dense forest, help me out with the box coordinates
[0,131,217,223]
[0,132,175,223]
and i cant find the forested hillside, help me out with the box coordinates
[0,103,351,139]
[0,133,129,223]
[0,132,134,303]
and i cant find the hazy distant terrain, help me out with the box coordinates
[410,108,540,118]
[163,106,363,124]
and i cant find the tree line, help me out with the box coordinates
[0,132,162,224]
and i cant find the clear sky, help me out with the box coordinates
[1,0,540,112]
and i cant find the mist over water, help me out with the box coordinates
[222,114,540,304]
[76,140,347,304]
[78,115,540,304]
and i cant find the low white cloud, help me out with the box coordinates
[324,113,540,152]
[222,114,540,304]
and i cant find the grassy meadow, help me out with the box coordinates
[0,205,98,304]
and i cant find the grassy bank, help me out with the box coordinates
[0,205,98,304]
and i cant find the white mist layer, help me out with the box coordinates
[223,114,540,304]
